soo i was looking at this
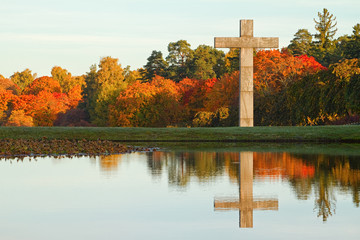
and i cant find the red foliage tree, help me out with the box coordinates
[254,50,326,93]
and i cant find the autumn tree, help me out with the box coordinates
[0,78,20,95]
[224,48,240,74]
[5,74,83,126]
[10,69,36,92]
[23,76,62,95]
[29,91,70,126]
[254,50,326,125]
[201,50,326,126]
[205,72,239,112]
[182,77,217,117]
[4,110,34,127]
[0,90,15,124]
[287,59,360,125]
[254,50,325,94]
[54,108,92,127]
[109,76,186,127]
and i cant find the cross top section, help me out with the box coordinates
[215,20,279,49]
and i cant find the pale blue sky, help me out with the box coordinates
[1,0,359,77]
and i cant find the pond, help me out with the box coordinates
[1,146,360,240]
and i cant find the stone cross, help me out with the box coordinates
[214,20,279,127]
[214,152,278,228]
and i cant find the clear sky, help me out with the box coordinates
[1,0,359,78]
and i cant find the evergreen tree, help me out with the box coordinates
[343,24,360,59]
[141,50,168,81]
[314,8,337,49]
[288,29,313,56]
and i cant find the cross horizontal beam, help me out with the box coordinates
[214,199,278,211]
[214,37,279,48]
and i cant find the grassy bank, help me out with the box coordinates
[1,125,359,143]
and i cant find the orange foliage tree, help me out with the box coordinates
[199,50,327,126]
[205,71,239,112]
[4,110,34,127]
[10,76,83,126]
[254,50,326,94]
[0,78,20,95]
[0,90,15,123]
[109,76,187,127]
[23,76,62,95]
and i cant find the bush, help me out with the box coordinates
[54,109,93,127]
[192,111,215,127]
[4,110,34,127]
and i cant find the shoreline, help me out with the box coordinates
[0,138,157,159]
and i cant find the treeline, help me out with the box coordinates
[0,8,359,127]
[288,8,360,66]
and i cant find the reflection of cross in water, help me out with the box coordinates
[214,152,278,228]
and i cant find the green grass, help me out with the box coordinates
[0,125,359,142]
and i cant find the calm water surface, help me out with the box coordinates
[0,150,359,240]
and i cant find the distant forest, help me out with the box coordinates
[1,8,359,127]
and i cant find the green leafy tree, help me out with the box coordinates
[51,66,86,93]
[141,50,168,81]
[166,40,194,82]
[288,29,313,56]
[83,57,127,126]
[189,45,225,80]
[123,66,141,85]
[81,64,97,121]
[94,57,127,126]
[314,8,337,49]
[347,74,360,113]
[224,48,240,73]
[10,69,36,91]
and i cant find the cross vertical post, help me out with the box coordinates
[239,20,254,127]
[239,151,254,227]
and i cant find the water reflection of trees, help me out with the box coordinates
[146,152,225,187]
[145,151,360,221]
[99,154,122,172]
